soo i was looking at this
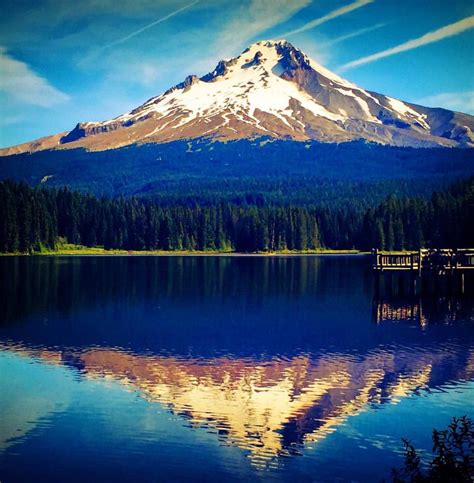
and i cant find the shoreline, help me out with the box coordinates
[1,248,368,257]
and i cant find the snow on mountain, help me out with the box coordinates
[2,40,474,155]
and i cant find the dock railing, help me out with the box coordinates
[373,248,474,273]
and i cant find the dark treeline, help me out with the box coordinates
[0,178,473,253]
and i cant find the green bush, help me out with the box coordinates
[392,416,474,482]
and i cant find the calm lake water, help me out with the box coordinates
[0,255,473,482]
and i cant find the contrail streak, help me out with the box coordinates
[340,15,474,71]
[98,1,199,53]
[320,23,386,48]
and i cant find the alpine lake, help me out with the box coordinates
[1,255,473,482]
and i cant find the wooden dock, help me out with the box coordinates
[372,248,474,295]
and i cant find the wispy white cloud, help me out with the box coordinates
[104,60,161,87]
[320,22,386,47]
[281,0,374,38]
[174,0,313,80]
[216,0,311,51]
[0,47,70,107]
[340,15,474,71]
[0,114,24,126]
[416,90,474,114]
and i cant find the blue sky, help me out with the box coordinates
[0,0,473,147]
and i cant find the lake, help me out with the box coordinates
[0,255,473,482]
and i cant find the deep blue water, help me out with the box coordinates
[0,255,473,482]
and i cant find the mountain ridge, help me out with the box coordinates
[1,39,474,156]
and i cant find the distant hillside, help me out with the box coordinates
[0,139,472,206]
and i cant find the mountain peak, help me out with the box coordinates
[242,39,292,52]
[1,40,473,156]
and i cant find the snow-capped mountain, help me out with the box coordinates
[2,40,474,155]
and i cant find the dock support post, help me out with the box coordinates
[412,274,420,296]
[391,273,398,296]
[374,271,380,296]
[375,272,386,297]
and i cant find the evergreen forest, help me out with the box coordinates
[1,177,473,253]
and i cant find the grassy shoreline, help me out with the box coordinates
[1,244,367,257]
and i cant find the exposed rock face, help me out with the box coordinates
[200,58,239,82]
[163,74,200,95]
[276,41,312,72]
[1,39,473,155]
[60,121,127,144]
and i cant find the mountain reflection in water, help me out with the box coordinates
[5,342,474,465]
[0,255,473,478]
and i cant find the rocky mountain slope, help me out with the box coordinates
[2,40,474,156]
